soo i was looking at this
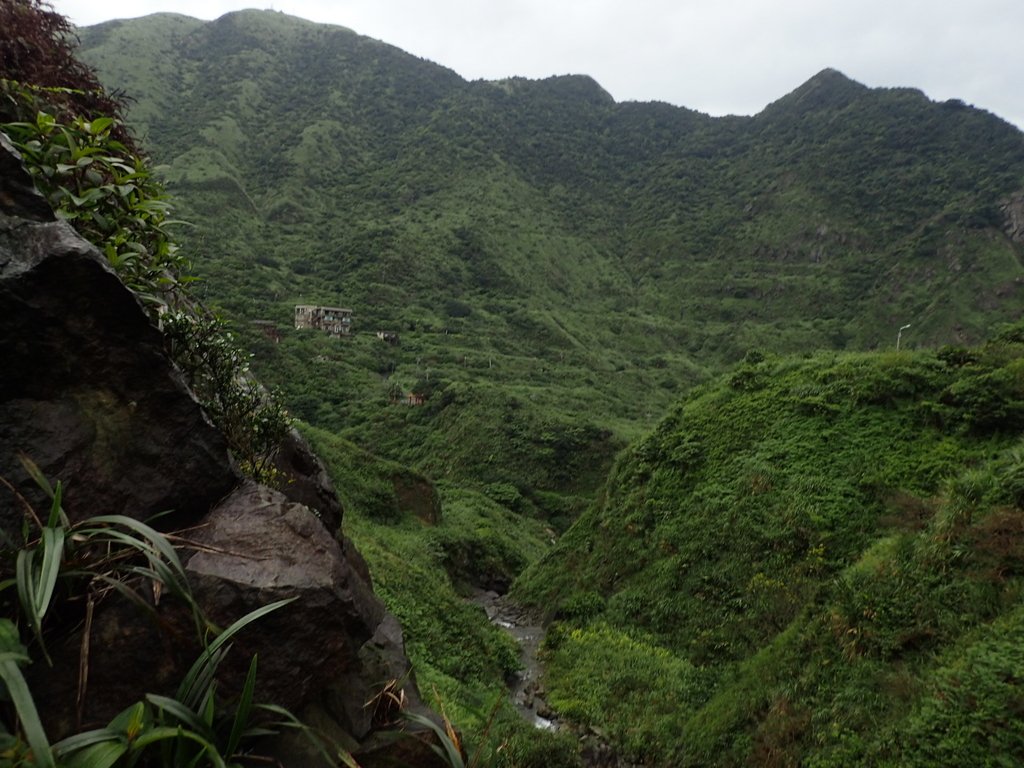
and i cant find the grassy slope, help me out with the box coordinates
[299,423,580,765]
[515,326,1024,765]
[76,12,1024,507]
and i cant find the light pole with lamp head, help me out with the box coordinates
[896,323,911,351]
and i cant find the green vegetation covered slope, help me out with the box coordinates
[72,13,1024,764]
[515,327,1024,765]
[76,12,1024,508]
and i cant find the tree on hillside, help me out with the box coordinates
[0,0,133,145]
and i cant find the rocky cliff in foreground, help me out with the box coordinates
[0,132,443,767]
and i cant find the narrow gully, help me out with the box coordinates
[470,589,557,730]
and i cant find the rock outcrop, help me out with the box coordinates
[0,134,439,765]
[1002,191,1024,245]
[184,481,422,734]
[0,136,238,534]
[274,424,345,532]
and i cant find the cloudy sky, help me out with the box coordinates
[53,0,1024,131]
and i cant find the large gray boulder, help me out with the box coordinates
[0,133,239,532]
[29,483,429,758]
[184,481,424,733]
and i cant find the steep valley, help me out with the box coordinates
[40,9,1024,764]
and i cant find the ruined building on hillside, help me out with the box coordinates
[294,305,353,336]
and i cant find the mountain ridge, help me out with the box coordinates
[75,8,1024,493]
[80,10,1024,125]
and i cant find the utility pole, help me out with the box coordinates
[896,323,911,351]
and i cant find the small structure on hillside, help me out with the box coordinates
[295,305,353,336]
[251,320,281,343]
[388,388,426,406]
[376,330,400,345]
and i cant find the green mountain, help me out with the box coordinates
[72,11,1024,764]
[76,11,1024,511]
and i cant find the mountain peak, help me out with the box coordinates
[486,74,614,105]
[757,68,869,118]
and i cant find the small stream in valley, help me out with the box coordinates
[470,590,641,768]
[470,589,557,730]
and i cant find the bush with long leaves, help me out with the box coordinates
[0,461,354,767]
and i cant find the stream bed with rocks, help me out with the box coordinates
[470,590,641,768]
[470,589,557,730]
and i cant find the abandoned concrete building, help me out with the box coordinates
[294,305,353,336]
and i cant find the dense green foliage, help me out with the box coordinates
[76,12,1024,511]
[67,10,1024,765]
[515,328,1024,765]
[0,101,187,307]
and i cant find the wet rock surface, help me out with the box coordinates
[472,590,642,768]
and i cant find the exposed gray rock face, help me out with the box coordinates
[1,134,438,765]
[1003,191,1024,244]
[274,425,344,532]
[0,134,239,533]
[185,481,409,724]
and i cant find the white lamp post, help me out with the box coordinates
[896,323,911,351]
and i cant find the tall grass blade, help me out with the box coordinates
[225,654,258,757]
[0,654,55,768]
[46,481,67,529]
[57,739,127,768]
[37,526,65,621]
[15,547,40,634]
[178,645,229,713]
[15,549,49,664]
[177,598,295,710]
[129,726,228,768]
[52,726,121,754]
[18,453,54,500]
[403,711,464,768]
[146,693,215,740]
[257,703,362,768]
[82,515,187,576]
[14,523,65,665]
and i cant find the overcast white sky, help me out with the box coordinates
[53,0,1024,131]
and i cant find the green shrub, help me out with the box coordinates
[543,623,708,763]
[2,101,188,310]
[163,311,290,484]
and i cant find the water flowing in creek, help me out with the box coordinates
[470,589,557,730]
[471,590,644,768]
